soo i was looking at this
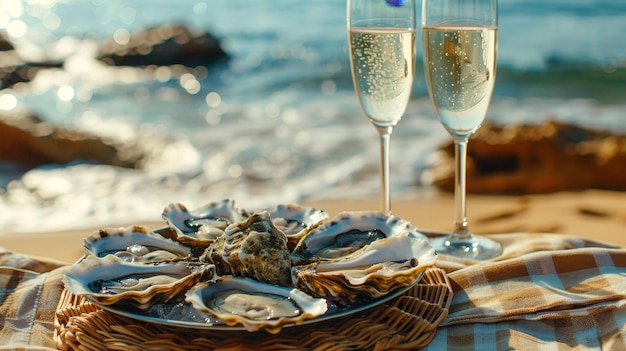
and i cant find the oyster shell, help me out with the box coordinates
[63,255,215,310]
[288,211,435,305]
[290,210,426,266]
[161,198,250,251]
[199,211,292,287]
[265,203,328,251]
[185,276,328,334]
[292,235,436,305]
[84,225,192,263]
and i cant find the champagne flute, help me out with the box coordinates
[422,0,502,259]
[347,0,416,214]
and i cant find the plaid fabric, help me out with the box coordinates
[1,232,625,350]
[0,251,66,350]
[423,233,626,351]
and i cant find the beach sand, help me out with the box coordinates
[1,189,625,264]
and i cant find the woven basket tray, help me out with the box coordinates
[54,267,452,351]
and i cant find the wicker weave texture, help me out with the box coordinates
[54,268,452,351]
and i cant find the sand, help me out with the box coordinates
[1,189,625,264]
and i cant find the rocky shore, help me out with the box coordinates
[432,120,626,194]
[0,23,227,171]
[0,109,139,171]
[1,23,227,90]
[3,24,626,196]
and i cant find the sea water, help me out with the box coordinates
[0,0,625,233]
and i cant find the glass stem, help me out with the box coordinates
[452,137,473,241]
[377,126,393,214]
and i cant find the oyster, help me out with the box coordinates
[63,255,215,310]
[200,211,292,287]
[185,276,328,334]
[84,225,192,263]
[265,203,328,251]
[292,235,436,305]
[162,198,250,251]
[291,210,426,266]
[289,211,436,305]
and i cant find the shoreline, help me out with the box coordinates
[1,189,625,264]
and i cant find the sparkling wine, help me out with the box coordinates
[349,27,416,127]
[423,25,497,135]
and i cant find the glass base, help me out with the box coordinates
[429,234,502,260]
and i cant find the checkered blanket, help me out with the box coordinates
[426,233,626,351]
[1,232,625,350]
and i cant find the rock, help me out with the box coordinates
[431,120,626,194]
[0,32,14,51]
[0,32,62,89]
[0,111,141,171]
[97,23,228,67]
[1,61,62,90]
[0,23,227,89]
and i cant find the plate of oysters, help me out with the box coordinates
[63,199,437,334]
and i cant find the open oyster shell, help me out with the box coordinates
[292,235,436,305]
[289,211,435,305]
[264,203,328,251]
[162,198,250,251]
[84,225,192,263]
[199,211,292,286]
[185,276,328,334]
[290,210,427,266]
[63,255,215,310]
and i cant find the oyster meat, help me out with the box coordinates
[200,211,292,287]
[185,276,328,334]
[63,255,215,310]
[84,225,192,263]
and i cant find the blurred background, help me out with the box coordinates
[0,0,625,233]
